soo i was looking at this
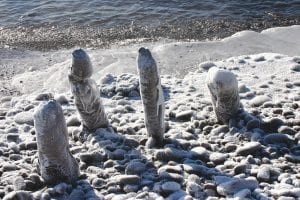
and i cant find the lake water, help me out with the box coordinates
[0,0,299,50]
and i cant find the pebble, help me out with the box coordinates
[263,133,295,147]
[235,142,262,156]
[125,161,146,175]
[249,96,271,107]
[114,175,140,185]
[257,166,271,182]
[199,62,216,70]
[175,110,194,121]
[278,126,297,135]
[66,115,81,127]
[190,147,210,161]
[161,181,181,194]
[216,177,258,196]
[290,64,300,72]
[209,152,228,165]
[14,111,34,126]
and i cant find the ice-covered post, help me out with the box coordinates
[68,49,109,132]
[34,100,79,184]
[206,67,240,124]
[137,47,165,148]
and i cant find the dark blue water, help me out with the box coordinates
[0,0,299,50]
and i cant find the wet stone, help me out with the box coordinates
[278,126,297,135]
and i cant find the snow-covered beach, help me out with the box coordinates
[0,25,300,199]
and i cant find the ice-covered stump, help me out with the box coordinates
[34,100,79,184]
[206,67,240,124]
[70,49,93,81]
[69,49,109,131]
[137,47,165,148]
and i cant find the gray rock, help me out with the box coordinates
[236,142,262,156]
[190,147,210,161]
[159,171,184,183]
[264,133,295,147]
[6,133,20,143]
[211,125,229,135]
[13,176,26,191]
[114,175,140,185]
[35,93,54,101]
[110,149,127,160]
[262,118,284,133]
[92,178,105,189]
[183,163,218,178]
[278,126,297,135]
[161,181,181,194]
[249,96,271,107]
[257,166,271,182]
[199,62,216,70]
[14,111,34,126]
[209,152,228,165]
[216,177,258,196]
[54,95,69,105]
[54,182,68,195]
[80,152,104,164]
[175,110,194,121]
[66,115,81,127]
[125,161,146,175]
[3,191,33,200]
[233,164,248,175]
[290,64,300,72]
[246,119,260,130]
[68,189,85,200]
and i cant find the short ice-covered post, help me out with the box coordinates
[206,67,240,124]
[34,100,79,184]
[137,47,165,148]
[68,49,109,132]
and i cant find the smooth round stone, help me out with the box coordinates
[233,164,248,175]
[210,125,229,135]
[14,111,34,126]
[114,175,140,185]
[235,142,262,156]
[263,133,295,147]
[190,147,210,161]
[262,118,284,133]
[257,166,271,182]
[216,178,258,196]
[175,110,194,121]
[3,191,33,200]
[68,189,85,200]
[249,96,271,107]
[246,119,260,130]
[290,64,300,72]
[209,152,228,165]
[125,161,146,175]
[66,116,81,127]
[199,62,216,70]
[278,126,297,135]
[54,95,69,105]
[35,93,53,101]
[161,181,181,194]
[13,176,26,191]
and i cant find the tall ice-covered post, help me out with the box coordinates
[68,49,109,132]
[137,47,165,148]
[34,100,79,184]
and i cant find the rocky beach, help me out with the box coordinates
[1,29,300,200]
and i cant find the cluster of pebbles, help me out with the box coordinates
[0,53,300,200]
